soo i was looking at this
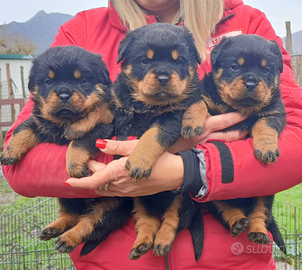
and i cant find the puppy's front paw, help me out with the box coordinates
[181,125,203,139]
[254,147,280,164]
[125,159,152,181]
[55,235,77,254]
[129,242,153,260]
[64,127,85,141]
[0,147,21,165]
[40,227,63,241]
[182,101,207,139]
[67,162,90,178]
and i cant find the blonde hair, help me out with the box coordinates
[111,0,224,60]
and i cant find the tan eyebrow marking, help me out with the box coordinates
[147,49,154,59]
[48,70,55,79]
[172,50,179,60]
[238,57,245,66]
[261,59,267,67]
[74,70,82,79]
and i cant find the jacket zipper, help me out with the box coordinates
[160,214,170,270]
[165,254,170,270]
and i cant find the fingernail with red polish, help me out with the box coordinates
[96,139,107,149]
[63,182,71,187]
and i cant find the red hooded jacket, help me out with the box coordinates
[3,0,302,269]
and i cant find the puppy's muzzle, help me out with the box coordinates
[57,87,73,103]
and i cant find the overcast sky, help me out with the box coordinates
[0,0,301,38]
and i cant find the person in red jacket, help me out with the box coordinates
[3,0,302,269]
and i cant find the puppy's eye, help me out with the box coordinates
[78,78,88,84]
[44,79,53,85]
[175,59,182,65]
[263,67,270,74]
[141,59,149,65]
[230,64,240,71]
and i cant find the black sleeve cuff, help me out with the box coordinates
[171,150,203,195]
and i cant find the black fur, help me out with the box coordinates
[201,35,286,253]
[1,45,132,255]
[113,23,204,261]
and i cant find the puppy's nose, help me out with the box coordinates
[245,75,257,91]
[245,81,257,91]
[57,87,72,103]
[157,75,170,86]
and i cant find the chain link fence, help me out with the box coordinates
[0,197,301,270]
[0,197,75,270]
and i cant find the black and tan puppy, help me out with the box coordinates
[185,34,286,252]
[1,46,133,255]
[111,23,205,261]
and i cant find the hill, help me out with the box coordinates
[0,11,301,55]
[0,11,73,54]
[290,29,302,54]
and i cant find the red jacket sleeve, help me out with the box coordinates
[195,9,302,202]
[2,96,113,198]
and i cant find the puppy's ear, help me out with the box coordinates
[117,31,133,64]
[269,40,283,73]
[210,37,229,66]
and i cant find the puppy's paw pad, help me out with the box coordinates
[181,126,203,138]
[67,163,89,178]
[125,160,152,181]
[0,154,19,165]
[231,218,249,237]
[248,232,271,245]
[40,227,63,241]
[129,243,153,260]
[153,243,173,257]
[254,148,280,164]
[55,237,77,253]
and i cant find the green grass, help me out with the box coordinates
[0,175,301,268]
[0,176,35,213]
[275,183,302,207]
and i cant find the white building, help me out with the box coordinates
[0,54,34,99]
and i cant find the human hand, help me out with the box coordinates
[169,112,248,153]
[65,147,184,197]
[65,112,248,196]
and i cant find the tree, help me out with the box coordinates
[0,30,36,55]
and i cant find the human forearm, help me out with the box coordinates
[2,143,113,198]
[194,125,302,202]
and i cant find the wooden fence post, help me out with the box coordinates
[20,66,27,103]
[6,63,16,122]
[285,21,292,55]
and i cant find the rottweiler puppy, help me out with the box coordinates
[185,34,286,252]
[111,23,205,261]
[0,46,133,255]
